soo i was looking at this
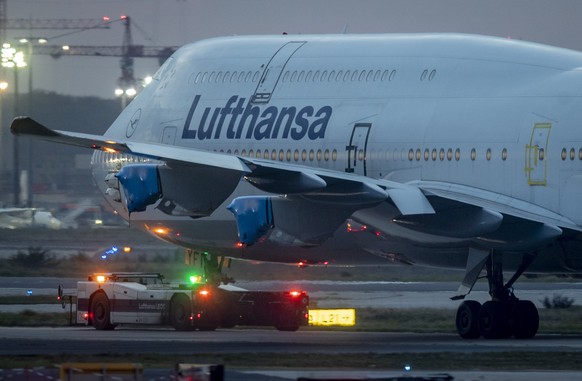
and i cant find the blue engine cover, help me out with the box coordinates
[227,196,274,245]
[116,164,162,213]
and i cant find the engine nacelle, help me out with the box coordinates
[227,196,274,245]
[116,164,161,213]
[115,163,241,216]
[227,195,359,246]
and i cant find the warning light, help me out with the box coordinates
[96,275,106,283]
[103,16,110,22]
[235,242,244,248]
[289,291,301,297]
[123,246,132,253]
[199,290,210,297]
[82,313,89,320]
[189,275,203,284]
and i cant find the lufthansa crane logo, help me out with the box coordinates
[126,109,142,138]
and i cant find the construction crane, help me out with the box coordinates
[27,16,176,102]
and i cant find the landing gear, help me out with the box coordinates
[455,300,481,339]
[184,249,234,287]
[454,250,539,339]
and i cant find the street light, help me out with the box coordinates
[2,43,27,206]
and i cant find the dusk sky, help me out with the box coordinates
[5,0,582,98]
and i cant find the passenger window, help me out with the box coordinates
[309,149,315,161]
[317,149,322,161]
[358,70,366,81]
[325,149,330,161]
[294,149,299,161]
[332,149,337,161]
[344,71,351,81]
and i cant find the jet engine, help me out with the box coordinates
[109,163,241,217]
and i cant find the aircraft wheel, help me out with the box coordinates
[512,300,539,339]
[455,300,481,339]
[478,301,511,339]
[91,292,116,330]
[170,294,193,331]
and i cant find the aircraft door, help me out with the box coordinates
[251,41,305,104]
[525,123,551,186]
[345,123,372,176]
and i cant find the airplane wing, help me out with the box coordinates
[11,117,434,214]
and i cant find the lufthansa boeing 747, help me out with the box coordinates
[12,33,582,339]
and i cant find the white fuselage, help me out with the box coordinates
[91,34,582,272]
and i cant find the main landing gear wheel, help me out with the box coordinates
[91,292,116,330]
[478,301,511,339]
[511,300,539,339]
[455,300,481,339]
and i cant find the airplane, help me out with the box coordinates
[11,33,582,340]
[0,207,62,229]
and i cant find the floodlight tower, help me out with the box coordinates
[116,15,137,108]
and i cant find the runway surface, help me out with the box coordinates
[2,278,582,380]
[1,326,582,355]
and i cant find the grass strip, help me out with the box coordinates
[1,306,582,333]
[0,352,581,370]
